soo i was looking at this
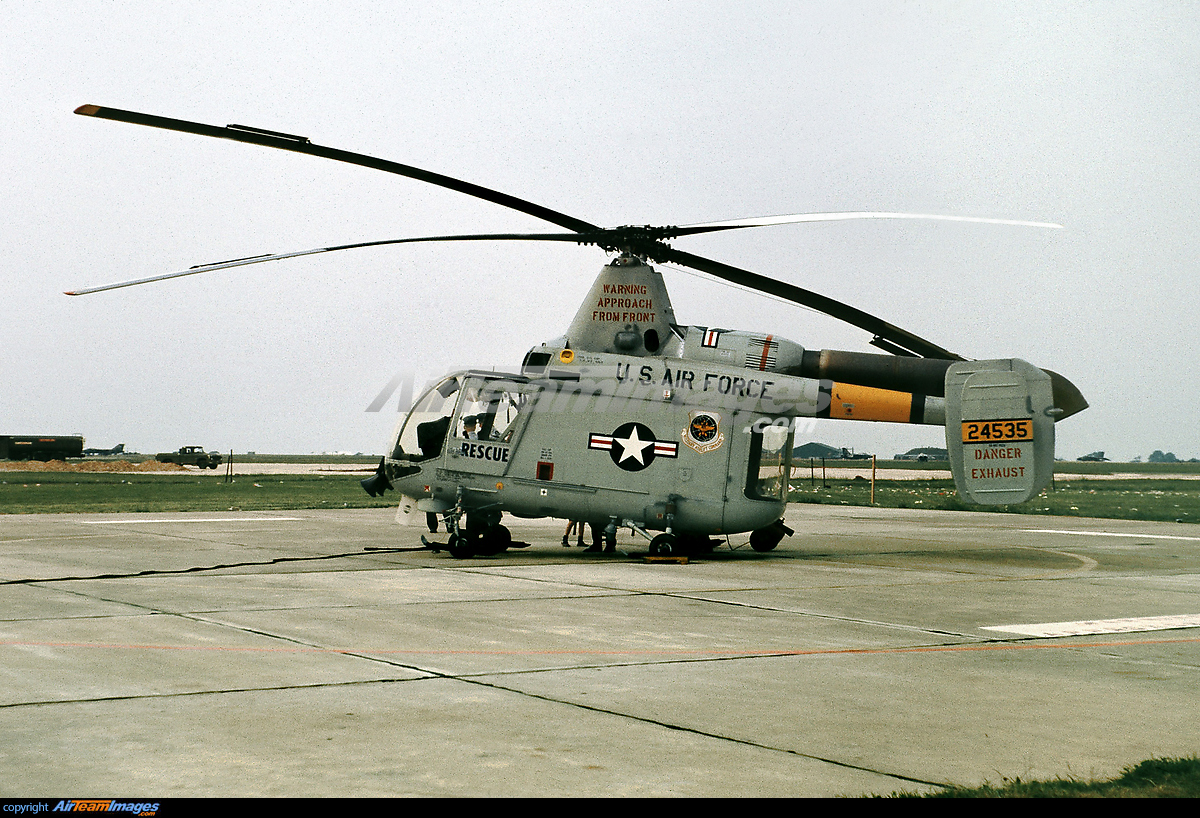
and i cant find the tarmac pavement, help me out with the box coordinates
[1,505,1198,796]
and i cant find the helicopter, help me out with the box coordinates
[69,104,1087,558]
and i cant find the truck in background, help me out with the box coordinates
[156,446,223,469]
[0,435,85,461]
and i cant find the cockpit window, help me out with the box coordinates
[456,380,529,443]
[391,376,461,461]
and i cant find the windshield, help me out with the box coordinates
[391,376,461,461]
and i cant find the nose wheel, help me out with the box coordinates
[648,532,677,556]
[445,511,511,559]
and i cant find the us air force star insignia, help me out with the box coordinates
[588,422,678,472]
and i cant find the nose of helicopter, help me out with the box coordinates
[361,457,393,497]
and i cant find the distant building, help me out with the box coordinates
[793,442,843,460]
[792,442,872,460]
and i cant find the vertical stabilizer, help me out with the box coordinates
[945,359,1056,504]
[565,257,678,355]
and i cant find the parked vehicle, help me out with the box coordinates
[156,446,223,469]
[0,435,84,461]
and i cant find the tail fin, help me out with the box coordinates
[944,360,1057,505]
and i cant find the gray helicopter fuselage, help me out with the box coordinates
[382,334,945,536]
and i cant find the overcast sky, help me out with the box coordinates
[2,1,1196,459]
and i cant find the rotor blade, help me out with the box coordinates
[659,246,963,360]
[64,232,588,295]
[668,211,1064,238]
[74,105,600,234]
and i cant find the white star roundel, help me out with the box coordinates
[588,422,678,472]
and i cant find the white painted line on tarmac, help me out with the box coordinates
[1022,528,1200,542]
[982,613,1200,638]
[79,517,303,525]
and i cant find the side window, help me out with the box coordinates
[744,425,794,501]
[455,380,531,443]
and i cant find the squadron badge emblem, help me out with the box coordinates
[683,410,725,453]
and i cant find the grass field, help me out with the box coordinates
[0,472,394,514]
[3,464,1200,522]
[891,756,1200,798]
[790,476,1200,523]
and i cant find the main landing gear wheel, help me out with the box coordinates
[446,532,475,559]
[475,524,511,556]
[749,529,779,552]
[649,533,676,556]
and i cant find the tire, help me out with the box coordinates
[476,524,512,556]
[749,529,779,552]
[446,533,475,559]
[649,533,676,556]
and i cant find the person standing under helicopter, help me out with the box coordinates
[562,520,586,547]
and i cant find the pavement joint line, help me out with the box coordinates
[8,555,1087,645]
[0,548,424,586]
[12,631,939,791]
[0,665,953,790]
[656,592,978,638]
[0,677,434,711]
[9,635,1198,659]
[5,542,1135,648]
[3,613,1196,789]
[2,632,951,793]
[446,568,992,640]
[445,673,952,790]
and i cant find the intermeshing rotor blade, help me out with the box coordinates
[72,104,1056,367]
[668,211,1063,238]
[659,246,964,361]
[65,232,587,295]
[74,105,600,234]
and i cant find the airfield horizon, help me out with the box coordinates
[4,462,1200,524]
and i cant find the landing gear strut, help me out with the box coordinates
[431,489,512,558]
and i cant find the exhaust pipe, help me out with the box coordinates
[789,349,1087,420]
